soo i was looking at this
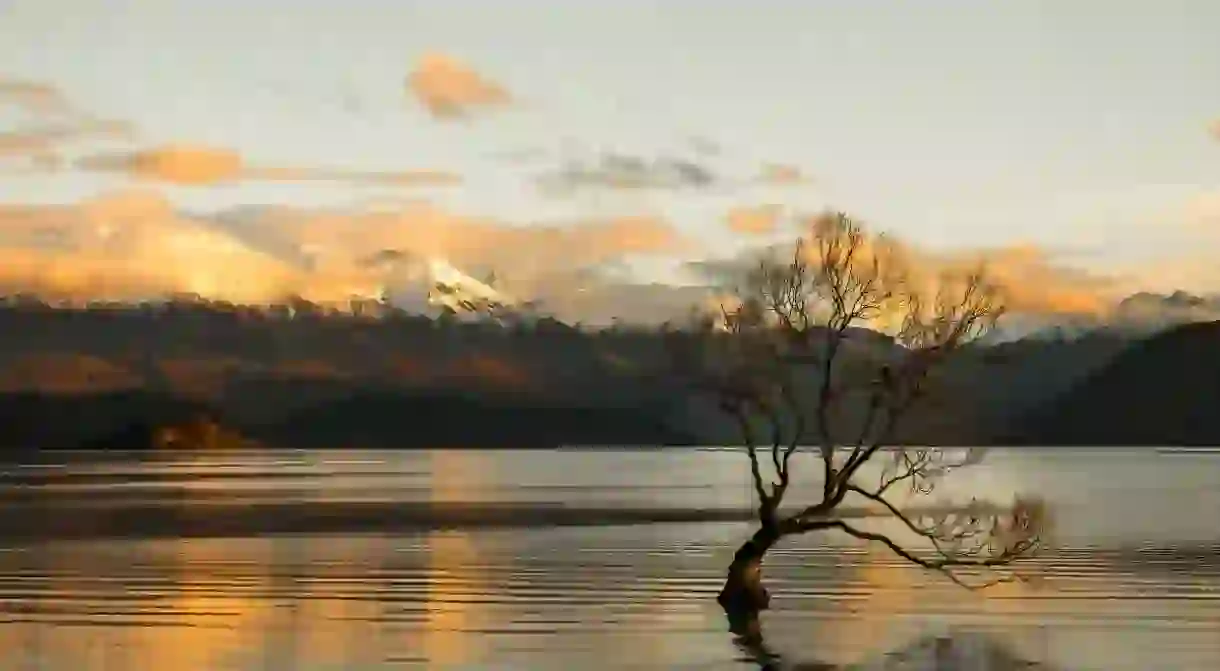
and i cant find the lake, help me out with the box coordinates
[0,448,1217,670]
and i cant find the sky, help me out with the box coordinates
[1,0,1218,323]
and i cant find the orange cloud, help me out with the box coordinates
[778,214,1118,316]
[1,120,130,154]
[252,203,687,285]
[0,78,73,114]
[406,53,511,119]
[757,162,810,185]
[695,218,1119,319]
[726,204,784,235]
[943,245,1117,316]
[0,128,75,156]
[75,144,460,187]
[0,191,695,324]
[0,191,381,305]
[78,145,243,184]
[1209,118,1220,142]
[825,236,1117,317]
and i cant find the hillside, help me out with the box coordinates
[0,302,1157,448]
[254,389,695,448]
[1001,321,1220,446]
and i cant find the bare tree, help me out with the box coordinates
[666,211,1047,627]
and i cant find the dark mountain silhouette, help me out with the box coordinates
[0,298,1207,449]
[254,388,696,448]
[935,329,1133,438]
[668,329,1133,447]
[1001,321,1220,445]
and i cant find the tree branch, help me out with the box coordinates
[667,209,1039,594]
[822,519,1037,588]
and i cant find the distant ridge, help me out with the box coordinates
[3,300,1216,449]
[1001,321,1220,446]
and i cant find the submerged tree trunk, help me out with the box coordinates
[718,525,781,615]
[719,524,785,665]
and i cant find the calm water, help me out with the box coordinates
[0,448,1217,670]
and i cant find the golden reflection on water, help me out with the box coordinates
[0,539,278,670]
[410,450,490,668]
[0,450,500,670]
[417,530,487,668]
[123,539,275,671]
[810,546,924,665]
[278,535,390,668]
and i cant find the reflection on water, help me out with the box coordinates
[0,448,1216,670]
[415,451,487,667]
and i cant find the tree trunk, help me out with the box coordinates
[718,525,781,616]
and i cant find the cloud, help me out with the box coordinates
[686,135,722,157]
[0,190,364,305]
[74,144,460,188]
[1,128,82,156]
[533,146,813,196]
[1,191,1163,327]
[76,145,242,184]
[725,204,785,235]
[537,151,719,194]
[756,162,810,185]
[244,203,687,283]
[1,77,135,170]
[931,244,1117,316]
[1209,118,1220,142]
[406,53,511,120]
[1,121,130,161]
[688,219,1118,319]
[0,78,74,114]
[0,191,695,324]
[2,80,452,186]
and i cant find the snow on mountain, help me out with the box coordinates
[424,257,530,320]
[359,250,546,323]
[1113,290,1220,327]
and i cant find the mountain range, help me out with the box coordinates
[0,289,1216,450]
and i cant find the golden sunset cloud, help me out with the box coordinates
[726,204,785,235]
[406,52,511,119]
[75,144,461,187]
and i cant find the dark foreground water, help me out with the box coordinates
[0,448,1217,670]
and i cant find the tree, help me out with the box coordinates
[666,211,1047,638]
